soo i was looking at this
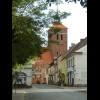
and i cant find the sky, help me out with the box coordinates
[46,1,87,49]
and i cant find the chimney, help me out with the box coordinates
[69,46,72,50]
[71,43,75,47]
[80,39,84,42]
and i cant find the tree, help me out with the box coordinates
[46,0,87,8]
[12,0,71,69]
[12,0,46,68]
[65,0,87,8]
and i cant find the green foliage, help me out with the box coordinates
[12,0,45,68]
[46,0,87,8]
[53,28,62,34]
[52,12,71,23]
[12,0,71,69]
[48,27,62,45]
[80,0,87,8]
[66,0,87,8]
[47,7,71,24]
[49,40,59,45]
[59,73,65,84]
[49,28,62,35]
[12,32,44,67]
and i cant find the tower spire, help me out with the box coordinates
[54,0,61,24]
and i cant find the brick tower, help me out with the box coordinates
[48,23,68,59]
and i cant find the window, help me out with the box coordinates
[57,52,58,55]
[73,58,74,67]
[24,77,26,81]
[57,34,59,40]
[61,35,63,40]
[71,59,73,67]
[69,60,70,67]
[70,59,72,67]
[46,69,48,74]
[67,60,68,68]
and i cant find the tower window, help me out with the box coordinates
[57,34,59,40]
[61,35,63,40]
[57,52,58,55]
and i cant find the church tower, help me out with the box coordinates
[48,23,68,59]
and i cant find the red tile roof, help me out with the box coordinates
[51,23,67,28]
[34,50,53,65]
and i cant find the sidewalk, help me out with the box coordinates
[62,87,87,92]
[55,85,87,92]
[12,85,38,93]
[12,93,24,100]
[12,85,87,93]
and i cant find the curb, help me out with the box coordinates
[78,90,87,92]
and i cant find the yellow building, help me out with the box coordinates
[61,59,68,85]
[57,56,68,85]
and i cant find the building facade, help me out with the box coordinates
[73,44,87,86]
[13,65,33,87]
[32,50,53,84]
[48,23,68,59]
[47,59,58,85]
[32,23,68,84]
[61,37,87,86]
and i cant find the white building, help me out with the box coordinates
[61,37,87,86]
[74,45,87,85]
[67,44,87,86]
[13,64,33,87]
[46,59,58,84]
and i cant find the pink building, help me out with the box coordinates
[32,49,53,84]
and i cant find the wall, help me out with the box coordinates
[58,56,62,72]
[22,67,32,76]
[32,50,53,84]
[12,65,33,87]
[48,24,68,59]
[61,59,68,84]
[32,62,45,84]
[74,45,87,85]
[21,65,32,86]
[49,33,67,58]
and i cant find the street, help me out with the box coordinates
[12,84,87,100]
[24,92,86,100]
